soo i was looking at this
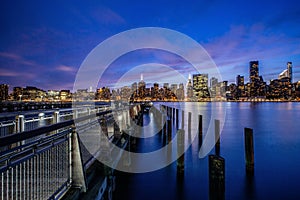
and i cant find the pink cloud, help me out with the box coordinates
[0,51,36,67]
[0,69,36,78]
[56,65,77,73]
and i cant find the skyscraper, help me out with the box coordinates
[186,74,193,99]
[249,61,261,97]
[249,61,259,83]
[0,84,9,101]
[193,74,209,99]
[287,62,293,83]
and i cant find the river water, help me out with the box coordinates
[114,102,300,200]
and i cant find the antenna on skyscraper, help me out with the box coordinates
[141,73,144,81]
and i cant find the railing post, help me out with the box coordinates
[53,111,60,124]
[71,126,87,192]
[15,115,24,133]
[15,115,24,146]
[38,113,45,127]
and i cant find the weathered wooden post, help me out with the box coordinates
[188,112,192,134]
[209,154,225,200]
[176,109,179,128]
[198,115,203,147]
[181,110,184,129]
[177,129,185,174]
[215,119,220,156]
[244,128,254,174]
[167,119,172,143]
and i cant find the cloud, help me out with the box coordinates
[202,23,300,82]
[55,65,77,73]
[0,52,36,66]
[0,68,36,78]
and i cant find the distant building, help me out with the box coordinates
[12,86,23,101]
[193,74,209,99]
[0,84,9,101]
[176,83,185,101]
[279,62,293,83]
[22,86,46,101]
[47,90,60,101]
[60,90,71,101]
[186,74,193,99]
[236,75,245,98]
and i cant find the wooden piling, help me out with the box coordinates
[176,109,179,128]
[198,115,203,147]
[177,129,185,174]
[167,119,172,143]
[215,119,220,156]
[209,155,225,200]
[244,128,254,173]
[188,112,192,134]
[181,110,184,129]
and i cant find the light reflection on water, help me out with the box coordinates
[115,102,300,200]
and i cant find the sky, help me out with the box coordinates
[1,0,300,91]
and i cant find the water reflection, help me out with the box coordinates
[114,102,300,200]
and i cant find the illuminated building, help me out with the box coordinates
[0,84,9,101]
[193,74,209,99]
[186,74,193,99]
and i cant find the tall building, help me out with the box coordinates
[249,61,259,83]
[0,84,9,101]
[177,83,185,100]
[193,74,209,99]
[249,61,261,97]
[13,87,23,101]
[287,62,292,83]
[210,77,218,88]
[138,76,146,99]
[236,75,245,98]
[186,74,193,99]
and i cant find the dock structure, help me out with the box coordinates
[0,104,143,200]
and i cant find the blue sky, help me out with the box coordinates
[1,0,300,91]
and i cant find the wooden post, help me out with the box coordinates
[244,128,254,173]
[181,110,184,129]
[176,109,179,128]
[177,129,185,174]
[209,155,225,200]
[167,119,172,143]
[188,112,192,134]
[215,119,220,156]
[198,115,203,147]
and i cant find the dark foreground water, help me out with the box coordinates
[114,102,300,200]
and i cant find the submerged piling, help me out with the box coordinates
[177,129,185,174]
[188,112,192,134]
[198,115,203,147]
[209,154,225,200]
[244,128,254,174]
[215,119,220,156]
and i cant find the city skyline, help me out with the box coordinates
[1,1,300,91]
[1,60,300,101]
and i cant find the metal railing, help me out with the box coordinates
[0,108,120,200]
[0,129,71,200]
[0,105,139,200]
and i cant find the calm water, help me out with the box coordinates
[114,102,300,200]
